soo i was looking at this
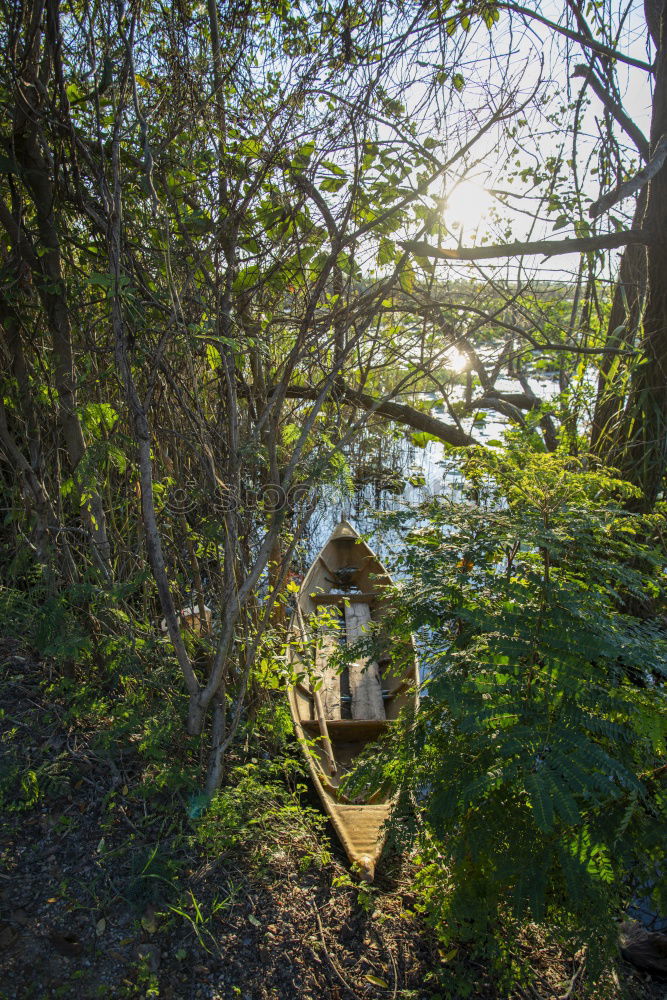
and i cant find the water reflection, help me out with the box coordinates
[302,375,559,572]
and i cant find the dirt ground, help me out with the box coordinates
[1,642,664,1000]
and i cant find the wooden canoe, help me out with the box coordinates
[287,519,419,880]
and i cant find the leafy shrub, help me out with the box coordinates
[1,579,201,808]
[192,751,330,874]
[361,450,667,992]
[0,755,41,813]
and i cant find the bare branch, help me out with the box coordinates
[499,2,653,72]
[572,65,650,160]
[403,230,652,262]
[281,382,476,447]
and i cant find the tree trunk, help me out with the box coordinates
[9,2,111,573]
[619,1,667,507]
[590,188,648,454]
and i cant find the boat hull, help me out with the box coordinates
[287,520,418,879]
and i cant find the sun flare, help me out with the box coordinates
[444,180,493,234]
[447,347,468,373]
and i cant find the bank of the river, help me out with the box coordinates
[0,638,440,1000]
[2,638,663,1000]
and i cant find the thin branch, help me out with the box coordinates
[498,2,653,72]
[572,65,649,160]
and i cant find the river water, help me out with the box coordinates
[302,374,559,571]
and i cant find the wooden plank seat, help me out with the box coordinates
[310,596,386,723]
[344,600,386,721]
[310,592,376,605]
[301,719,389,741]
[316,624,343,719]
[296,683,408,706]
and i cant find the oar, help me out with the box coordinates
[295,602,338,776]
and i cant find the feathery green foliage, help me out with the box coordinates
[357,451,667,992]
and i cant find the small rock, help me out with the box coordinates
[141,903,158,934]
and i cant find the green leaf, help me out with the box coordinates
[291,141,316,172]
[233,265,261,292]
[399,263,415,292]
[206,344,222,371]
[294,140,315,162]
[86,272,113,290]
[240,138,263,158]
[321,160,347,177]
[439,948,458,963]
[320,176,347,193]
[411,431,440,447]
[526,773,554,832]
[66,82,84,102]
[452,73,465,92]
[283,423,300,445]
[377,237,397,267]
[482,5,500,28]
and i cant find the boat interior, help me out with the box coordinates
[291,523,414,800]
